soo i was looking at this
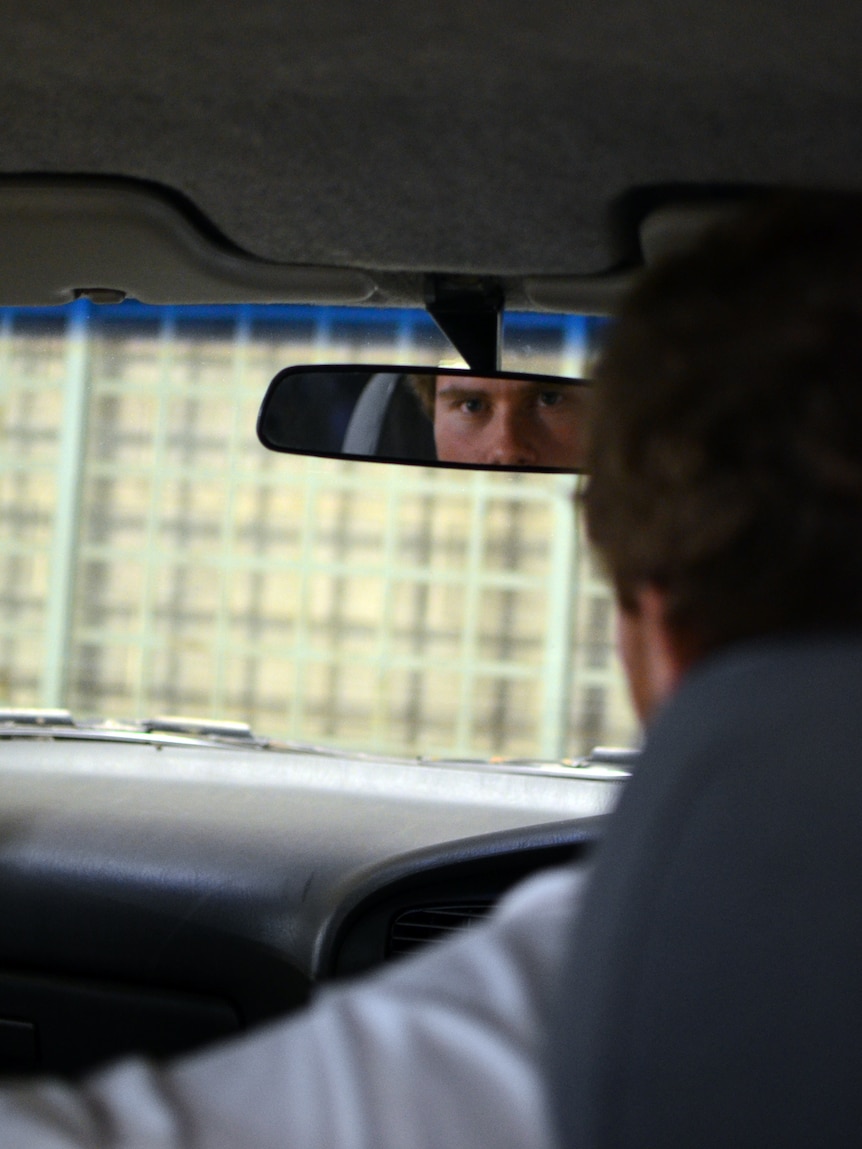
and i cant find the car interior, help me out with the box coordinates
[0,0,858,1106]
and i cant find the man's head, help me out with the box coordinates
[411,373,589,467]
[584,192,862,717]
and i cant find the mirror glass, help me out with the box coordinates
[257,366,590,471]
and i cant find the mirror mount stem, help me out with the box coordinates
[425,277,502,373]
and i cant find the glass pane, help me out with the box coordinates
[0,300,637,759]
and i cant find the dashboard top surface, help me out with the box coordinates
[0,738,621,997]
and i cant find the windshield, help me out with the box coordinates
[0,300,636,760]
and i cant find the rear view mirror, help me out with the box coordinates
[257,365,590,472]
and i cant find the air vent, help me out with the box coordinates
[387,902,494,959]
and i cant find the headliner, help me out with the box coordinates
[0,0,860,278]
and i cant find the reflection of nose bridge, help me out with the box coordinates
[495,402,519,439]
[492,402,536,463]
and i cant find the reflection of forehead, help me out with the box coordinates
[435,378,568,399]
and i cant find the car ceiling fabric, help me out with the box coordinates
[0,0,859,276]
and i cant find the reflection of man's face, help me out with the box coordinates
[432,376,588,468]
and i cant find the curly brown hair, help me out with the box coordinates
[583,191,862,655]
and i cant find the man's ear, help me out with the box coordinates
[616,586,690,723]
[638,584,690,693]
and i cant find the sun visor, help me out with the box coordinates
[0,179,375,306]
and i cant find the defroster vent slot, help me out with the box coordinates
[387,902,494,959]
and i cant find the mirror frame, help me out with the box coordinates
[257,364,590,473]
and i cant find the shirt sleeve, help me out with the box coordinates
[0,864,588,1149]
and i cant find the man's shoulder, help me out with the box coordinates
[649,633,862,760]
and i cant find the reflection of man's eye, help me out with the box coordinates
[461,398,485,413]
[539,391,564,406]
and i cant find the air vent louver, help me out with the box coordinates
[387,902,494,959]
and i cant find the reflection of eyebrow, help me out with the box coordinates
[435,386,486,403]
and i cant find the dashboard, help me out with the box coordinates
[0,735,624,1077]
